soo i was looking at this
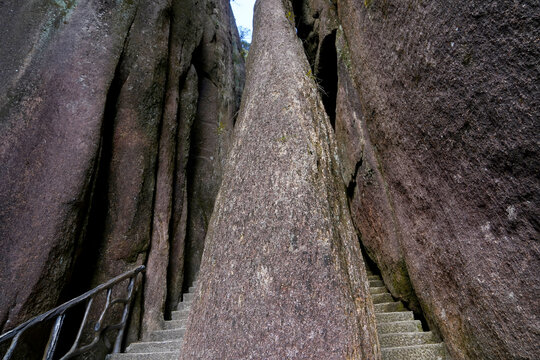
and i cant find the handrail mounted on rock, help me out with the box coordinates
[0,265,145,360]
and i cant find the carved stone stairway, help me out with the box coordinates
[108,271,446,359]
[107,281,198,360]
[367,269,447,360]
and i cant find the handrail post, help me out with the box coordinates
[112,276,136,353]
[2,332,21,360]
[43,314,65,360]
[0,266,145,360]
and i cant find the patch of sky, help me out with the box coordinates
[231,0,255,43]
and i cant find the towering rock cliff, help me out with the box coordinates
[180,0,380,358]
[1,0,538,359]
[292,0,540,359]
[0,0,244,349]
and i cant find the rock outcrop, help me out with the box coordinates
[1,0,538,359]
[180,0,379,358]
[0,0,139,333]
[0,0,244,350]
[293,0,540,359]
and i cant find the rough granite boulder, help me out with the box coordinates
[180,0,380,358]
[295,0,540,358]
[0,0,139,333]
[0,0,244,352]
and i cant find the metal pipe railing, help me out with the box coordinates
[0,265,145,360]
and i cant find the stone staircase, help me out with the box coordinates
[367,269,447,359]
[106,281,198,360]
[107,272,446,359]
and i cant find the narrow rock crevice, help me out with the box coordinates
[181,42,205,293]
[165,63,200,318]
[48,47,130,357]
[58,46,128,307]
[346,158,362,198]
[316,30,338,129]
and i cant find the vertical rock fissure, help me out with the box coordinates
[315,30,338,129]
[58,44,129,310]
[165,64,200,318]
[182,43,204,292]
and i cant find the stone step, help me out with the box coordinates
[148,328,186,341]
[374,302,406,313]
[370,287,388,295]
[369,279,384,287]
[188,286,196,293]
[377,320,423,334]
[381,343,446,360]
[176,301,192,311]
[376,311,414,323]
[106,352,181,360]
[367,275,380,280]
[127,340,183,353]
[171,309,189,321]
[371,293,394,304]
[183,292,195,302]
[379,331,438,348]
[163,320,187,330]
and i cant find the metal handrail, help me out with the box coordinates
[0,265,145,360]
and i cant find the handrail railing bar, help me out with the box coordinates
[96,288,112,331]
[108,298,130,306]
[2,332,21,360]
[67,297,93,354]
[59,279,137,359]
[0,265,145,344]
[43,314,65,360]
[62,288,116,359]
[60,323,119,359]
[113,276,136,353]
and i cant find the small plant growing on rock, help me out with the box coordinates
[216,121,226,135]
[286,11,295,24]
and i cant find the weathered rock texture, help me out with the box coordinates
[0,0,243,351]
[0,0,139,333]
[180,0,380,358]
[294,0,540,359]
[182,0,245,288]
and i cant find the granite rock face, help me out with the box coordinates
[0,0,244,349]
[0,0,139,333]
[294,0,540,358]
[180,0,380,358]
[182,0,245,289]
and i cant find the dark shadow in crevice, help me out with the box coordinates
[181,43,205,295]
[346,159,363,199]
[358,236,432,332]
[358,236,380,276]
[52,49,129,358]
[316,30,338,129]
[291,2,317,71]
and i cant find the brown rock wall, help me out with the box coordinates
[295,0,540,358]
[0,0,139,332]
[0,0,244,352]
[180,0,379,358]
[183,0,245,287]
